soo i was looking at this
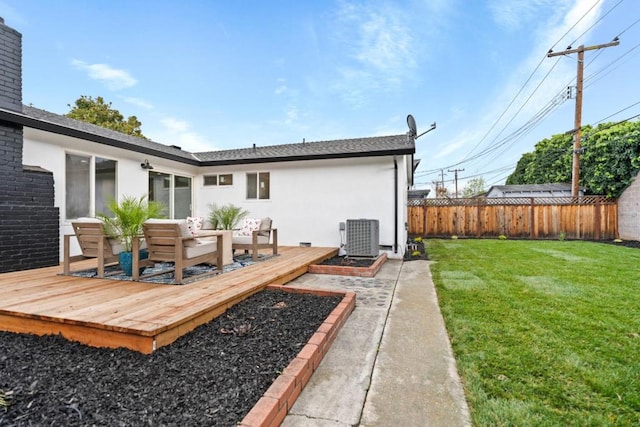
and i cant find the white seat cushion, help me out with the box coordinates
[184,240,218,259]
[232,235,270,245]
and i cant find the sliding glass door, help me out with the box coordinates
[148,171,192,218]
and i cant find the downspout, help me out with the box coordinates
[394,156,398,254]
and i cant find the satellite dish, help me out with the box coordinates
[407,114,417,137]
[407,114,437,139]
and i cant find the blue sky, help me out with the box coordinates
[1,0,639,193]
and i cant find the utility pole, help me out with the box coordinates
[432,180,440,198]
[547,39,619,197]
[448,168,464,198]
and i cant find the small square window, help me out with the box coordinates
[219,174,233,186]
[203,175,217,186]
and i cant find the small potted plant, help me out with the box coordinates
[98,195,165,276]
[208,202,248,230]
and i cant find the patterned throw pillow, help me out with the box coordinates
[186,216,204,236]
[238,218,262,236]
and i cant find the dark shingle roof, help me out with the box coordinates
[195,134,414,165]
[0,105,414,166]
[21,106,198,163]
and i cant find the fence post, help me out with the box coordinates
[594,197,601,240]
[530,197,535,239]
[423,199,427,237]
[476,198,482,237]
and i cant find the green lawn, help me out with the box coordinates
[427,239,640,426]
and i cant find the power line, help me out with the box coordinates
[566,0,623,48]
[416,1,637,179]
[584,40,640,88]
[615,10,640,38]
[550,0,604,51]
[592,100,640,125]
[456,0,604,164]
[548,40,621,196]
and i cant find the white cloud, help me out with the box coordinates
[152,116,218,152]
[274,78,288,95]
[330,2,415,105]
[121,96,153,110]
[285,106,298,124]
[161,117,189,132]
[71,59,137,90]
[0,2,27,27]
[436,0,604,169]
[488,0,564,31]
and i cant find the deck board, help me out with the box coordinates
[0,246,337,352]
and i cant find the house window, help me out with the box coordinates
[65,153,117,219]
[203,173,233,186]
[149,171,192,219]
[246,172,270,200]
[95,157,117,216]
[219,174,233,186]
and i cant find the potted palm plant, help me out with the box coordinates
[208,202,248,230]
[98,195,165,276]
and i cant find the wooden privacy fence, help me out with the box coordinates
[408,196,618,240]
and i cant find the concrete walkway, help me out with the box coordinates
[282,260,471,426]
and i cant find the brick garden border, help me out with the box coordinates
[238,285,356,427]
[307,252,387,277]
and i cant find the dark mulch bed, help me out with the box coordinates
[0,290,342,426]
[601,239,640,249]
[404,239,429,261]
[319,255,377,267]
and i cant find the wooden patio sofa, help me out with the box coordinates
[136,219,223,284]
[63,218,121,278]
[232,217,278,261]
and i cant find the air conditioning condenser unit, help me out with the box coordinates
[346,219,379,257]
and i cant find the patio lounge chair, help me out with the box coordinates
[137,219,223,284]
[232,217,278,261]
[63,218,122,278]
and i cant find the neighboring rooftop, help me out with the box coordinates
[486,183,581,197]
[408,189,431,199]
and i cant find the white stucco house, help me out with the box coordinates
[0,16,416,271]
[3,105,416,261]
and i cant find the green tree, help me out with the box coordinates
[506,120,640,197]
[462,177,487,197]
[66,95,147,139]
[580,121,640,197]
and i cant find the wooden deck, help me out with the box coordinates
[0,246,337,353]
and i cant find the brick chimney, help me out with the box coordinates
[0,17,22,112]
[0,17,60,272]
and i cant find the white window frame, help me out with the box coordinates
[148,170,193,219]
[64,152,117,220]
[203,173,233,186]
[246,172,270,200]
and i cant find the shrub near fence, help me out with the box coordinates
[408,196,618,240]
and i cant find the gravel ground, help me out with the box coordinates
[0,290,342,426]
